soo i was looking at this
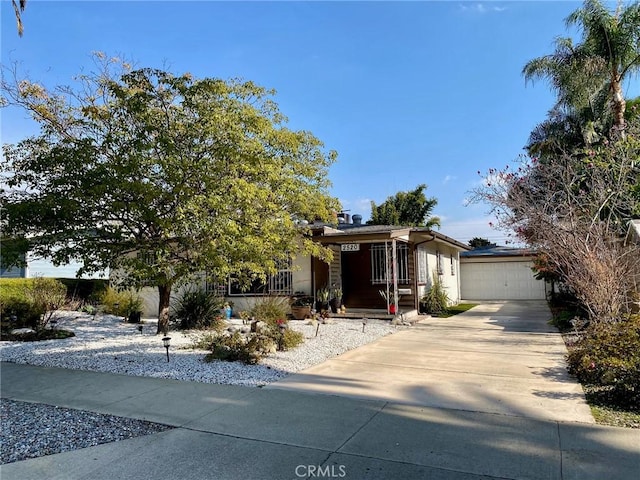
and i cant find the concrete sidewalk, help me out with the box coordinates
[269,301,595,423]
[1,362,639,480]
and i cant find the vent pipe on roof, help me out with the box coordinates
[352,214,362,225]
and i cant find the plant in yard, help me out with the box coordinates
[0,278,42,329]
[420,273,450,315]
[379,289,399,314]
[99,287,143,320]
[250,296,290,326]
[280,328,304,351]
[290,294,313,319]
[316,287,330,312]
[566,315,640,409]
[171,288,224,330]
[201,331,275,365]
[24,277,68,331]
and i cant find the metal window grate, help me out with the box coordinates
[370,243,409,284]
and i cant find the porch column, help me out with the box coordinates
[384,241,390,312]
[392,238,398,311]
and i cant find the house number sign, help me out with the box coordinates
[341,243,360,252]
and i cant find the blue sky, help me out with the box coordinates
[2,1,639,246]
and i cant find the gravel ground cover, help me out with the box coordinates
[0,399,173,464]
[0,312,398,385]
[1,311,400,464]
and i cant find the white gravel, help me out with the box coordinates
[1,312,402,465]
[0,312,400,386]
[0,399,173,464]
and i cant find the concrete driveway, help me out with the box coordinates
[269,300,595,423]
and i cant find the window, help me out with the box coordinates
[417,246,428,284]
[227,258,293,296]
[205,279,227,296]
[370,243,409,284]
[436,251,444,276]
[450,255,456,276]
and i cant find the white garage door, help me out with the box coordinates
[461,261,546,300]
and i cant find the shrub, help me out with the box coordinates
[420,273,450,315]
[171,288,224,330]
[202,331,274,365]
[0,279,41,328]
[280,328,304,351]
[250,296,289,325]
[566,316,640,408]
[99,287,143,319]
[24,277,68,330]
[57,278,108,304]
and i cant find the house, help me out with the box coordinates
[130,216,469,319]
[460,246,547,300]
[309,218,469,318]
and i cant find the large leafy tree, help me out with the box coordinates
[367,184,440,228]
[1,56,339,333]
[523,0,640,146]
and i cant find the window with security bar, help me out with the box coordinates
[370,243,409,284]
[226,258,293,296]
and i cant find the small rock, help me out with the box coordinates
[10,328,35,335]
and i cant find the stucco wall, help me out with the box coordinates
[418,243,461,306]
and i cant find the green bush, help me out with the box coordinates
[25,277,68,330]
[202,331,274,365]
[99,287,143,318]
[0,279,41,328]
[420,273,450,315]
[0,278,69,330]
[250,296,289,325]
[57,278,108,303]
[566,316,640,408]
[171,288,224,330]
[280,327,304,351]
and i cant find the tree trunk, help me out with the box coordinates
[157,284,172,335]
[611,75,626,134]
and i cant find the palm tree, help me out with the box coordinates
[567,0,640,131]
[12,0,27,37]
[524,0,640,136]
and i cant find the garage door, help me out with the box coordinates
[461,261,546,300]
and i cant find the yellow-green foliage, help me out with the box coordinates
[281,328,304,351]
[250,296,289,325]
[99,287,143,317]
[0,278,68,328]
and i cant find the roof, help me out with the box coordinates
[314,224,470,251]
[461,246,537,258]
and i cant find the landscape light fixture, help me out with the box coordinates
[50,319,58,330]
[162,336,171,362]
[137,325,143,334]
[278,324,286,350]
[362,318,368,333]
